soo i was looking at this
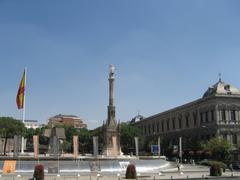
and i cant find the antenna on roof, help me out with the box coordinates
[218,73,222,82]
[137,110,140,116]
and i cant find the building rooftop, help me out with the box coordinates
[52,114,80,119]
[130,114,144,124]
[24,119,38,123]
[203,79,240,98]
[135,79,240,123]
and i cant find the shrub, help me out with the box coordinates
[125,164,137,179]
[210,163,222,176]
[33,164,44,180]
[198,160,227,171]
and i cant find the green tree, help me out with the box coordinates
[24,126,49,153]
[201,137,232,161]
[79,128,92,154]
[0,117,26,155]
[120,123,144,155]
[25,128,35,152]
[36,126,49,146]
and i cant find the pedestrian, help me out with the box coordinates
[229,163,233,172]
[177,163,180,171]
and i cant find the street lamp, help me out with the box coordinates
[179,137,182,163]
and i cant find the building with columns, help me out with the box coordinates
[133,79,240,160]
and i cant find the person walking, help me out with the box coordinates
[177,163,180,171]
[229,163,233,172]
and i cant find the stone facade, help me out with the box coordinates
[133,79,240,160]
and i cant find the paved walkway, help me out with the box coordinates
[0,164,240,180]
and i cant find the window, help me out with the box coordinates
[178,117,182,129]
[231,110,236,121]
[172,118,175,130]
[161,121,164,132]
[186,115,189,128]
[157,122,159,132]
[232,134,237,145]
[200,112,203,123]
[205,112,209,123]
[224,85,230,91]
[148,124,151,134]
[152,123,155,133]
[223,134,227,140]
[206,135,210,140]
[144,126,147,134]
[193,112,197,126]
[211,110,214,121]
[221,109,226,120]
[167,120,169,131]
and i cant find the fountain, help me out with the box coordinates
[0,65,171,175]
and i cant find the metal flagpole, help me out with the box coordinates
[21,67,27,154]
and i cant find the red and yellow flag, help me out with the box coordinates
[16,70,26,109]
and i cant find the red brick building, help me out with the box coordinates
[48,114,87,129]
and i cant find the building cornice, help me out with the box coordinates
[135,95,240,124]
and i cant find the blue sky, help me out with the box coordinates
[1,1,240,129]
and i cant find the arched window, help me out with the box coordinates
[231,110,236,121]
[232,134,237,144]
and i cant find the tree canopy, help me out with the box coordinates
[201,137,232,161]
[120,122,144,155]
[0,117,26,155]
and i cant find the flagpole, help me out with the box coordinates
[21,67,27,154]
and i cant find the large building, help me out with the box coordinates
[133,79,240,160]
[48,114,87,129]
[24,120,40,129]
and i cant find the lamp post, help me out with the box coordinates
[57,136,60,176]
[158,136,161,157]
[174,129,182,163]
[179,136,182,163]
[1,139,4,155]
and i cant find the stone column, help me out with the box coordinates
[134,137,139,156]
[33,135,39,159]
[14,135,20,157]
[227,134,232,144]
[237,134,240,148]
[52,136,58,157]
[73,136,79,158]
[109,64,115,107]
[93,136,99,157]
[112,136,117,156]
[107,64,116,127]
[236,110,240,121]
[216,110,220,123]
[226,109,230,121]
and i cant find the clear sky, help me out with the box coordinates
[1,0,240,129]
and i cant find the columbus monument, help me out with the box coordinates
[102,65,121,156]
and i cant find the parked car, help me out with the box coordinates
[232,162,240,169]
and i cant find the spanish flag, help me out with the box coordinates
[16,70,26,109]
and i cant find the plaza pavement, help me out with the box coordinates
[0,164,240,180]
